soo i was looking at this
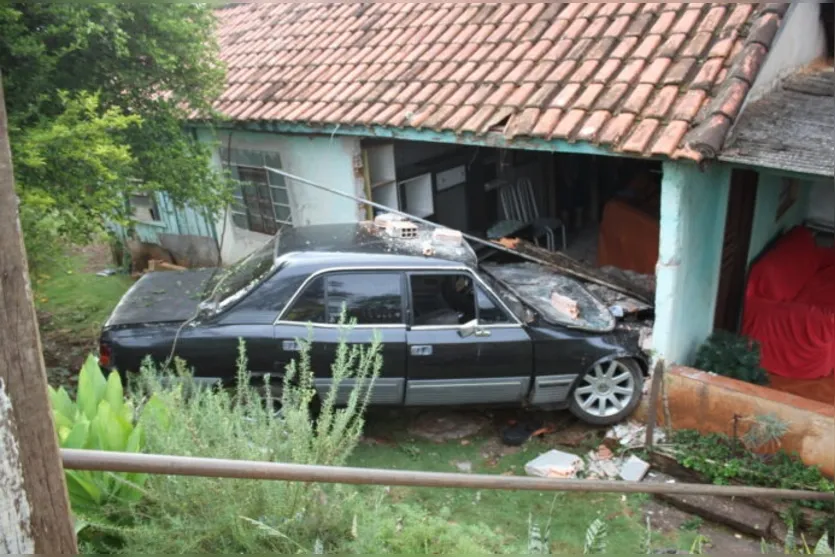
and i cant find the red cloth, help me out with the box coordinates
[742,227,835,379]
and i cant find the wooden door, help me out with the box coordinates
[713,169,759,332]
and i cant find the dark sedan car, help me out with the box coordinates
[100,221,648,425]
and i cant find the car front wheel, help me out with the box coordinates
[569,358,643,426]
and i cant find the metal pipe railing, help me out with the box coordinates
[61,449,834,501]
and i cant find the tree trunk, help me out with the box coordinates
[0,72,77,552]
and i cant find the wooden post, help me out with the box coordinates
[0,72,78,553]
[644,359,665,452]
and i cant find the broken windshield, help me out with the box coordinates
[204,234,278,306]
[481,262,615,332]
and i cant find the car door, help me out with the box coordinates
[404,270,532,406]
[274,270,408,405]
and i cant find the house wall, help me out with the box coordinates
[806,179,835,227]
[653,162,731,366]
[125,192,216,244]
[197,128,364,264]
[746,173,814,265]
[747,2,827,102]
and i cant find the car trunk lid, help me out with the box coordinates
[105,268,217,328]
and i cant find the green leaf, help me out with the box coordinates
[77,355,107,421]
[49,385,77,421]
[103,370,125,417]
[90,400,132,452]
[61,419,90,450]
[813,533,832,554]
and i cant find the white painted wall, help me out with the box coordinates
[748,2,827,102]
[198,129,364,264]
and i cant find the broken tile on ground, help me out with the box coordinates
[525,450,585,479]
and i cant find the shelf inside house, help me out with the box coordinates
[402,173,434,218]
[371,181,399,212]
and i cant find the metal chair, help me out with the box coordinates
[497,178,567,251]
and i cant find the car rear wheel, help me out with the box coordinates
[569,359,643,426]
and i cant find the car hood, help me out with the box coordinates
[481,263,616,333]
[105,268,217,328]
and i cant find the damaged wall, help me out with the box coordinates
[197,128,364,264]
[653,162,730,366]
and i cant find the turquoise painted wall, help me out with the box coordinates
[654,161,731,366]
[746,174,813,265]
[112,191,216,244]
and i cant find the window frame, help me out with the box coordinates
[219,147,293,234]
[406,270,517,330]
[276,266,523,330]
[278,269,408,328]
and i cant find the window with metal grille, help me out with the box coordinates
[220,146,292,234]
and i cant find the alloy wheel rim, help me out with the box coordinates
[573,361,635,418]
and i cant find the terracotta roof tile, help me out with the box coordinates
[212,2,788,161]
[551,108,587,139]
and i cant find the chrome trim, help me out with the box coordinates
[275,320,406,330]
[537,375,578,388]
[274,265,523,327]
[409,381,521,390]
[409,323,523,332]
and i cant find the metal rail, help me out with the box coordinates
[61,449,834,501]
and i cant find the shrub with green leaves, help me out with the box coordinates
[694,330,769,386]
[107,323,384,553]
[48,355,149,512]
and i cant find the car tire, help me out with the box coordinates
[569,358,644,426]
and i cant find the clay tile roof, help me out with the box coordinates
[210,2,788,161]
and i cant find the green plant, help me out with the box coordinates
[694,330,769,386]
[105,323,383,553]
[742,413,790,452]
[670,430,834,512]
[681,516,704,532]
[48,355,149,512]
[583,518,608,554]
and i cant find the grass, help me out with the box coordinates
[349,411,687,553]
[33,253,133,340]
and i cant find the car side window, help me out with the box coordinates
[325,273,404,325]
[410,273,477,326]
[476,286,512,324]
[282,276,326,323]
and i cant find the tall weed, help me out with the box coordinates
[113,321,382,553]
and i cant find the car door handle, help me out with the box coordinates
[411,345,433,357]
[282,340,300,352]
[475,329,491,338]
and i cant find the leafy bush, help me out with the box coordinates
[105,325,384,553]
[694,330,769,386]
[48,355,149,512]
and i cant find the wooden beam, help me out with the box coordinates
[0,72,77,553]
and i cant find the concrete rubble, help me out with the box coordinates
[524,449,585,479]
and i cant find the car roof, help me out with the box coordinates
[274,222,478,269]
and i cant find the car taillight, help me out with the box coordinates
[98,342,112,368]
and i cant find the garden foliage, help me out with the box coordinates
[48,355,149,512]
[694,330,769,385]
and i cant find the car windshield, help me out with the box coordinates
[204,235,278,306]
[479,269,529,322]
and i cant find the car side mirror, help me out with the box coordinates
[458,319,479,338]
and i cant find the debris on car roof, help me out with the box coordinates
[277,219,478,268]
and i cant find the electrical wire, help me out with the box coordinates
[163,129,236,369]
